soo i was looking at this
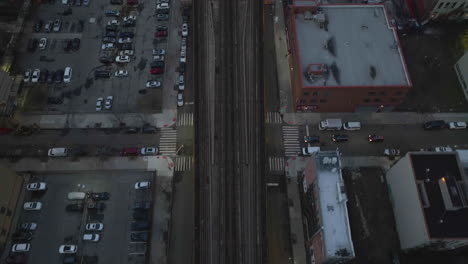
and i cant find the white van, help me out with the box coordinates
[68,192,86,200]
[343,122,361,131]
[63,67,72,83]
[48,148,68,157]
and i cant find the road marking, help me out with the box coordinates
[159,128,177,155]
[265,112,282,124]
[282,126,301,157]
[177,112,193,127]
[268,156,284,172]
[175,156,193,171]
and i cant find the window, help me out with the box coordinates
[300,99,306,104]
[364,98,370,103]
[379,91,386,96]
[395,91,403,96]
[368,91,376,96]
[319,99,327,103]
[451,2,457,8]
[374,98,381,102]
[438,2,444,8]
[310,99,316,103]
[312,92,318,96]
[444,2,450,8]
[303,92,310,96]
[390,98,398,102]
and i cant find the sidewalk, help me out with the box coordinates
[283,112,468,125]
[15,109,177,129]
[273,0,294,114]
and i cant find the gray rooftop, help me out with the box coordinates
[294,5,411,87]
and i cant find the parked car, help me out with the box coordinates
[423,120,446,130]
[303,135,320,143]
[133,201,151,210]
[140,147,158,155]
[96,97,103,111]
[177,93,184,107]
[122,20,136,27]
[38,38,47,50]
[178,75,185,90]
[34,20,43,32]
[92,192,110,200]
[121,147,139,155]
[142,126,157,134]
[105,9,120,17]
[11,243,30,253]
[135,181,150,189]
[156,25,168,31]
[120,32,134,38]
[59,245,77,254]
[24,69,31,82]
[179,62,185,73]
[127,0,138,4]
[31,69,40,83]
[83,234,100,242]
[85,223,104,231]
[151,61,164,68]
[5,254,27,264]
[121,43,132,50]
[104,31,117,38]
[384,148,400,156]
[65,203,84,212]
[119,50,134,56]
[133,210,149,220]
[130,232,148,242]
[331,134,348,142]
[124,127,139,134]
[156,3,169,9]
[146,81,161,88]
[52,19,61,32]
[26,182,47,191]
[38,70,47,83]
[110,0,122,4]
[448,121,467,130]
[55,70,64,83]
[153,55,165,61]
[102,37,116,43]
[182,23,188,36]
[155,30,168,38]
[47,71,55,83]
[116,55,130,63]
[99,56,114,64]
[87,202,106,210]
[106,25,118,31]
[20,222,37,231]
[12,231,33,242]
[115,70,128,77]
[157,14,169,21]
[63,67,72,83]
[95,69,111,77]
[27,38,38,52]
[23,202,42,210]
[152,48,166,55]
[150,68,163,74]
[71,38,80,50]
[105,96,113,110]
[67,192,85,200]
[131,221,149,231]
[368,134,384,142]
[118,37,132,44]
[123,15,137,22]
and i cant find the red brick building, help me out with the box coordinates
[287,1,412,112]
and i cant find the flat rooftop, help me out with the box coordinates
[314,151,355,258]
[410,153,468,238]
[293,5,411,87]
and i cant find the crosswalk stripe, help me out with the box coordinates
[174,156,193,171]
[268,156,284,172]
[177,113,194,127]
[159,128,177,155]
[265,112,282,124]
[282,126,301,157]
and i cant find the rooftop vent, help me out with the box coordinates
[369,66,376,79]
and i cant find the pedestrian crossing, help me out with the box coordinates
[265,112,282,124]
[159,127,177,155]
[282,126,301,157]
[268,156,284,172]
[174,156,193,172]
[177,113,193,127]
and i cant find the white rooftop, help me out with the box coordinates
[294,5,410,87]
[314,151,355,258]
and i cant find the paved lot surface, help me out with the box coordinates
[16,0,183,113]
[18,172,153,264]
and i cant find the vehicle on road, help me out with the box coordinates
[304,135,320,143]
[11,243,30,253]
[157,14,169,21]
[116,55,130,63]
[92,192,110,200]
[448,121,467,130]
[67,192,86,200]
[319,119,342,131]
[21,222,37,231]
[384,148,400,156]
[66,203,84,212]
[27,182,47,191]
[83,234,100,242]
[343,121,361,131]
[63,67,72,83]
[368,135,384,142]
[24,69,31,82]
[130,232,148,242]
[85,223,104,231]
[146,81,161,88]
[331,134,348,142]
[182,23,188,36]
[178,75,185,90]
[133,211,149,220]
[114,70,128,77]
[31,69,40,83]
[96,97,103,111]
[133,201,151,210]
[39,38,47,50]
[423,120,446,130]
[23,202,42,210]
[152,48,166,55]
[119,50,134,56]
[135,181,150,189]
[121,147,139,155]
[59,245,77,254]
[131,221,149,231]
[140,147,158,155]
[105,96,113,110]
[177,93,184,107]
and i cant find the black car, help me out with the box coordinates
[122,20,136,27]
[77,20,84,32]
[130,232,149,242]
[47,71,55,83]
[142,126,157,134]
[119,31,134,38]
[27,38,38,52]
[92,192,110,200]
[157,14,169,21]
[156,25,168,31]
[62,256,76,264]
[124,127,139,134]
[66,203,84,212]
[34,20,43,32]
[121,43,132,50]
[106,25,118,31]
[87,202,106,210]
[11,231,33,242]
[55,70,64,83]
[133,210,149,220]
[5,255,27,264]
[133,201,151,210]
[95,70,111,78]
[156,8,169,14]
[423,120,446,130]
[99,56,114,64]
[72,38,80,50]
[179,62,186,73]
[110,0,122,4]
[331,134,349,142]
[131,221,149,231]
[304,135,320,143]
[63,39,72,52]
[39,70,48,83]
[102,37,116,43]
[105,31,117,38]
[151,61,164,68]
[105,9,120,17]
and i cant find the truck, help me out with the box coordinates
[318,119,342,131]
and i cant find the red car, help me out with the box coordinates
[127,0,138,5]
[154,31,168,38]
[368,135,384,142]
[121,147,139,156]
[150,68,163,74]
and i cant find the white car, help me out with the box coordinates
[23,202,42,210]
[31,69,40,83]
[24,69,31,82]
[156,3,169,9]
[448,121,467,130]
[116,55,130,63]
[26,182,47,191]
[107,20,120,26]
[21,222,37,230]
[177,93,184,107]
[96,97,103,111]
[178,75,185,91]
[135,181,150,189]
[39,38,47,50]
[105,96,113,110]
[12,244,30,253]
[123,15,137,22]
[83,234,100,242]
[119,50,134,56]
[118,37,132,44]
[152,48,166,55]
[59,245,77,254]
[180,54,186,63]
[101,43,114,50]
[140,147,158,155]
[153,55,165,61]
[114,70,128,77]
[146,81,161,88]
[86,223,104,231]
[182,23,188,37]
[63,67,72,83]
[435,146,453,152]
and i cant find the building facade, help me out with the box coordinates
[455,51,468,103]
[427,0,468,21]
[386,152,468,250]
[286,2,412,112]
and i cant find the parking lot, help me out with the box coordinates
[15,172,154,264]
[17,0,188,113]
